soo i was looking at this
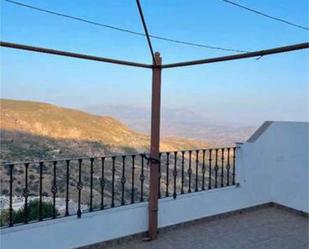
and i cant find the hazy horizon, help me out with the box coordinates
[1,96,308,127]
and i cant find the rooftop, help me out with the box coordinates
[102,206,308,249]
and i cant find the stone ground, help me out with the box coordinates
[103,206,308,249]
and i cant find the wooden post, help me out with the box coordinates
[148,52,162,240]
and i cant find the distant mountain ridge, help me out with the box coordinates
[82,104,255,146]
[0,99,209,162]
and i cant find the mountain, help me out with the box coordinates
[0,99,209,162]
[82,104,255,146]
[0,99,210,205]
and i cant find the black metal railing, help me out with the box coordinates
[158,147,236,199]
[0,147,236,228]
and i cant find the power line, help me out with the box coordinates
[222,0,309,31]
[4,0,144,36]
[3,0,249,53]
[135,0,156,64]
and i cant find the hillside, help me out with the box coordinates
[0,99,209,162]
[0,99,211,205]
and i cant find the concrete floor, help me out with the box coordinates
[103,206,308,249]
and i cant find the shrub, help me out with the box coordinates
[0,199,59,226]
[1,189,9,195]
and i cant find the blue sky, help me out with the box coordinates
[1,0,308,125]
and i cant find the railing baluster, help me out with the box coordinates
[181,151,185,194]
[65,160,70,216]
[111,157,116,208]
[89,158,94,212]
[208,149,212,189]
[131,155,135,204]
[9,164,14,227]
[173,151,177,199]
[214,149,218,188]
[51,161,58,219]
[158,153,161,198]
[165,152,170,197]
[188,151,192,193]
[77,159,83,218]
[221,148,225,187]
[101,157,105,210]
[140,155,145,202]
[226,148,231,186]
[202,150,206,190]
[39,162,43,221]
[195,150,199,192]
[121,156,126,205]
[232,147,236,185]
[23,163,29,224]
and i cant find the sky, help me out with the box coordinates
[0,0,308,126]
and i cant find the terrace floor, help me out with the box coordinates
[102,206,308,249]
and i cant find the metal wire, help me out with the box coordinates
[222,0,309,31]
[4,0,249,53]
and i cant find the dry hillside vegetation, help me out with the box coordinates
[0,99,209,162]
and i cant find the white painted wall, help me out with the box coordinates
[1,121,308,249]
[0,203,148,249]
[243,121,308,212]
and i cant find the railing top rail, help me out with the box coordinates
[159,146,236,154]
[0,146,237,166]
[0,153,146,166]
